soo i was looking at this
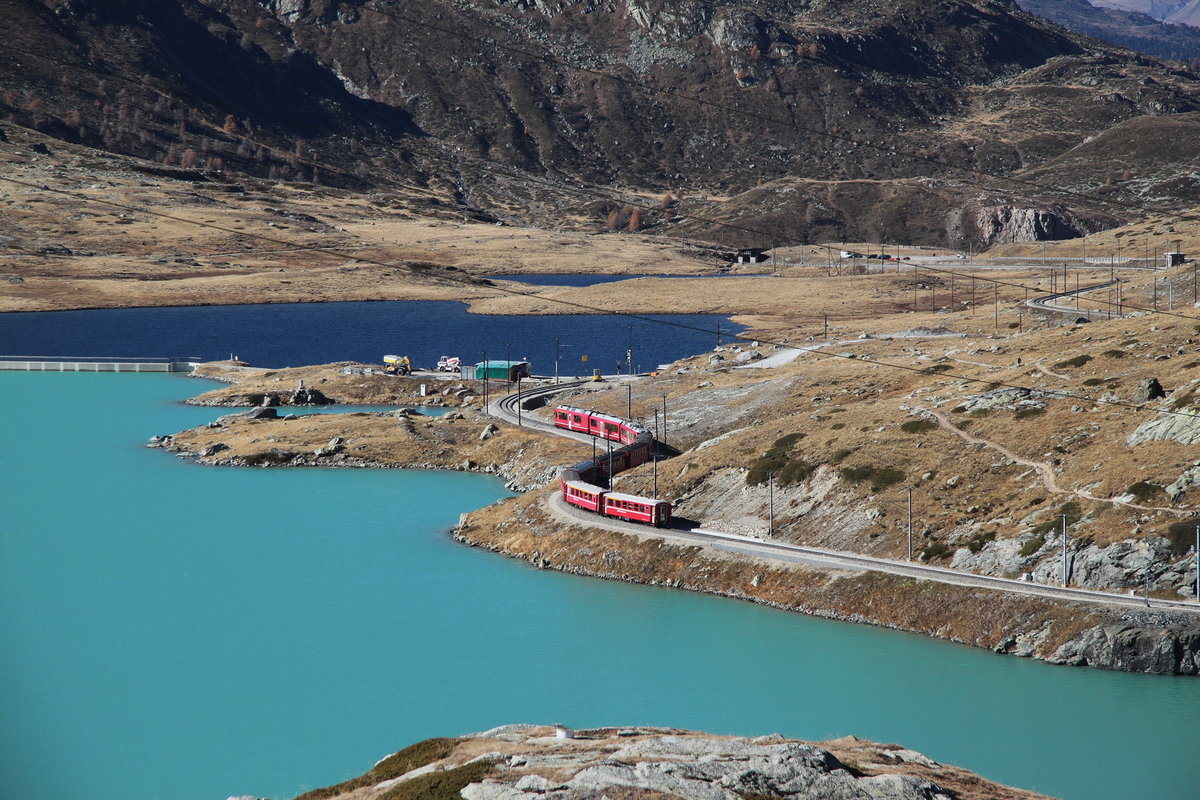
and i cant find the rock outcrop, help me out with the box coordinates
[296,725,1052,800]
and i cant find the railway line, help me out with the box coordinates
[1025,279,1119,319]
[486,372,1200,614]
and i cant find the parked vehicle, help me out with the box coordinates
[383,354,411,375]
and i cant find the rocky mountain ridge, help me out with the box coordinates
[1020,0,1200,60]
[4,0,1200,246]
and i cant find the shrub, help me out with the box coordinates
[839,464,905,492]
[831,422,845,430]
[900,419,938,434]
[1014,407,1045,419]
[1172,390,1196,410]
[1053,354,1093,369]
[969,408,991,418]
[921,541,954,561]
[830,448,853,464]
[923,364,953,373]
[1184,362,1200,369]
[778,458,816,484]
[1082,378,1106,387]
[297,738,459,800]
[1166,519,1200,556]
[951,405,967,413]
[1126,481,1165,503]
[746,432,810,485]
[1019,535,1046,557]
[966,531,996,553]
[1031,501,1082,536]
[379,760,494,800]
[1102,349,1126,358]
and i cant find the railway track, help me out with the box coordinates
[487,374,1200,613]
[1025,279,1119,320]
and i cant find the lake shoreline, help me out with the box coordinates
[162,362,1200,677]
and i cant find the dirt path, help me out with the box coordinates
[920,406,1187,517]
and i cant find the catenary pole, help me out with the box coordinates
[1062,514,1069,587]
[907,488,914,562]
[768,472,775,537]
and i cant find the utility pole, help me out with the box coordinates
[661,394,668,449]
[482,350,489,412]
[606,438,613,487]
[907,487,913,562]
[555,337,561,385]
[1195,525,1199,603]
[971,277,976,315]
[1061,515,1069,587]
[626,383,632,421]
[516,375,522,427]
[627,324,634,377]
[994,284,999,328]
[768,472,775,537]
[823,313,828,340]
[652,446,658,497]
[1144,557,1152,607]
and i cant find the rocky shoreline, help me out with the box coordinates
[452,495,1200,675]
[286,724,1052,800]
[160,361,1200,676]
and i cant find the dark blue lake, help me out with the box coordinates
[0,300,744,373]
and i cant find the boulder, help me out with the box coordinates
[1126,409,1200,445]
[289,387,332,405]
[480,423,500,441]
[315,437,345,457]
[733,349,761,363]
[1132,377,1166,403]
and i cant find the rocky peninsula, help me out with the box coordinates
[283,724,1051,800]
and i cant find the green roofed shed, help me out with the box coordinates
[474,360,532,381]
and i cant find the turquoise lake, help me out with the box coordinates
[2,372,1198,800]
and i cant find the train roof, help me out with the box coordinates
[604,490,667,505]
[563,479,604,493]
[555,405,650,435]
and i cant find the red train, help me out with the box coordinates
[556,405,671,527]
[554,405,651,445]
[561,480,672,527]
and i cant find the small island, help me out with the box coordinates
[280,724,1051,800]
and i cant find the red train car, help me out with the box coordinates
[561,479,606,513]
[554,405,650,445]
[602,491,672,527]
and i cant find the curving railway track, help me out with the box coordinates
[487,378,1200,613]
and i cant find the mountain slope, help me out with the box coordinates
[3,0,1200,246]
[1021,0,1200,60]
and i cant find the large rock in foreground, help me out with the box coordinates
[294,725,1051,800]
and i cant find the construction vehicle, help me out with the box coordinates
[436,355,461,373]
[383,354,411,375]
